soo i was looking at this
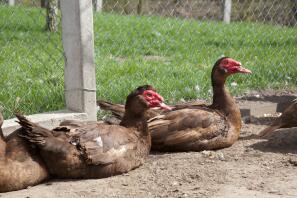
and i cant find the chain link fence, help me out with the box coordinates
[102,0,297,26]
[94,0,297,105]
[0,0,64,118]
[0,0,296,118]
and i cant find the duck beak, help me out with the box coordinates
[159,102,173,111]
[237,65,252,74]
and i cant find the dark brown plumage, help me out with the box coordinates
[97,100,206,124]
[258,99,297,137]
[0,111,48,193]
[16,85,168,179]
[149,57,251,151]
[98,57,251,152]
[97,100,166,123]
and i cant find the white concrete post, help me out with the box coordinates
[94,0,103,12]
[223,0,232,24]
[60,0,97,121]
[8,0,15,6]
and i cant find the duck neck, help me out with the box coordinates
[211,83,241,127]
[0,113,6,156]
[0,128,4,140]
[0,113,3,140]
[120,110,149,137]
[0,128,5,157]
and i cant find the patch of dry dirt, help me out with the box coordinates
[1,90,297,198]
[1,123,296,198]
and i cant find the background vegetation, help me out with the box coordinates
[0,5,296,118]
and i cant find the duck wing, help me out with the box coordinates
[148,107,228,151]
[16,115,139,166]
[98,99,207,124]
[97,100,125,120]
[172,100,207,110]
[60,122,139,165]
[98,100,166,123]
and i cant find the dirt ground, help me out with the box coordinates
[1,91,297,198]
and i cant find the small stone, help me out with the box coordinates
[201,150,215,158]
[288,158,297,166]
[254,94,260,98]
[217,152,225,161]
[172,181,179,186]
[268,189,280,194]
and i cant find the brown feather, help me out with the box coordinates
[99,58,249,152]
[258,99,297,137]
[97,99,206,123]
[0,111,48,193]
[16,85,157,179]
[97,100,125,119]
[149,108,229,151]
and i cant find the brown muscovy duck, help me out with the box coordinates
[0,111,48,193]
[97,85,172,123]
[98,57,251,152]
[16,85,169,179]
[98,99,205,124]
[149,57,251,151]
[258,99,297,137]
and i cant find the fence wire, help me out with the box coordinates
[0,0,296,119]
[95,0,297,105]
[0,0,64,118]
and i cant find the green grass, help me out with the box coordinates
[0,5,297,118]
[0,5,64,119]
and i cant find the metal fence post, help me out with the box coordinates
[223,0,232,24]
[137,0,143,15]
[8,0,15,6]
[93,0,103,12]
[60,0,97,121]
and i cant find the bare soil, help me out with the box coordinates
[1,90,297,198]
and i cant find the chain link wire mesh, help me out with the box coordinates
[0,0,64,119]
[1,0,296,118]
[94,0,297,106]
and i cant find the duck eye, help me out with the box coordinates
[224,60,229,65]
[146,93,152,97]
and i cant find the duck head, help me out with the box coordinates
[125,85,171,116]
[211,57,252,86]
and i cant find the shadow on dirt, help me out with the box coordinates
[250,128,297,154]
[238,134,260,141]
[240,95,296,112]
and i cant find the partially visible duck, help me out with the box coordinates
[258,99,297,137]
[97,99,204,124]
[0,110,48,192]
[149,57,251,151]
[16,85,169,179]
[97,85,171,123]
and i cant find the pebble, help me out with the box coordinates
[172,181,180,186]
[288,158,297,166]
[217,152,225,161]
